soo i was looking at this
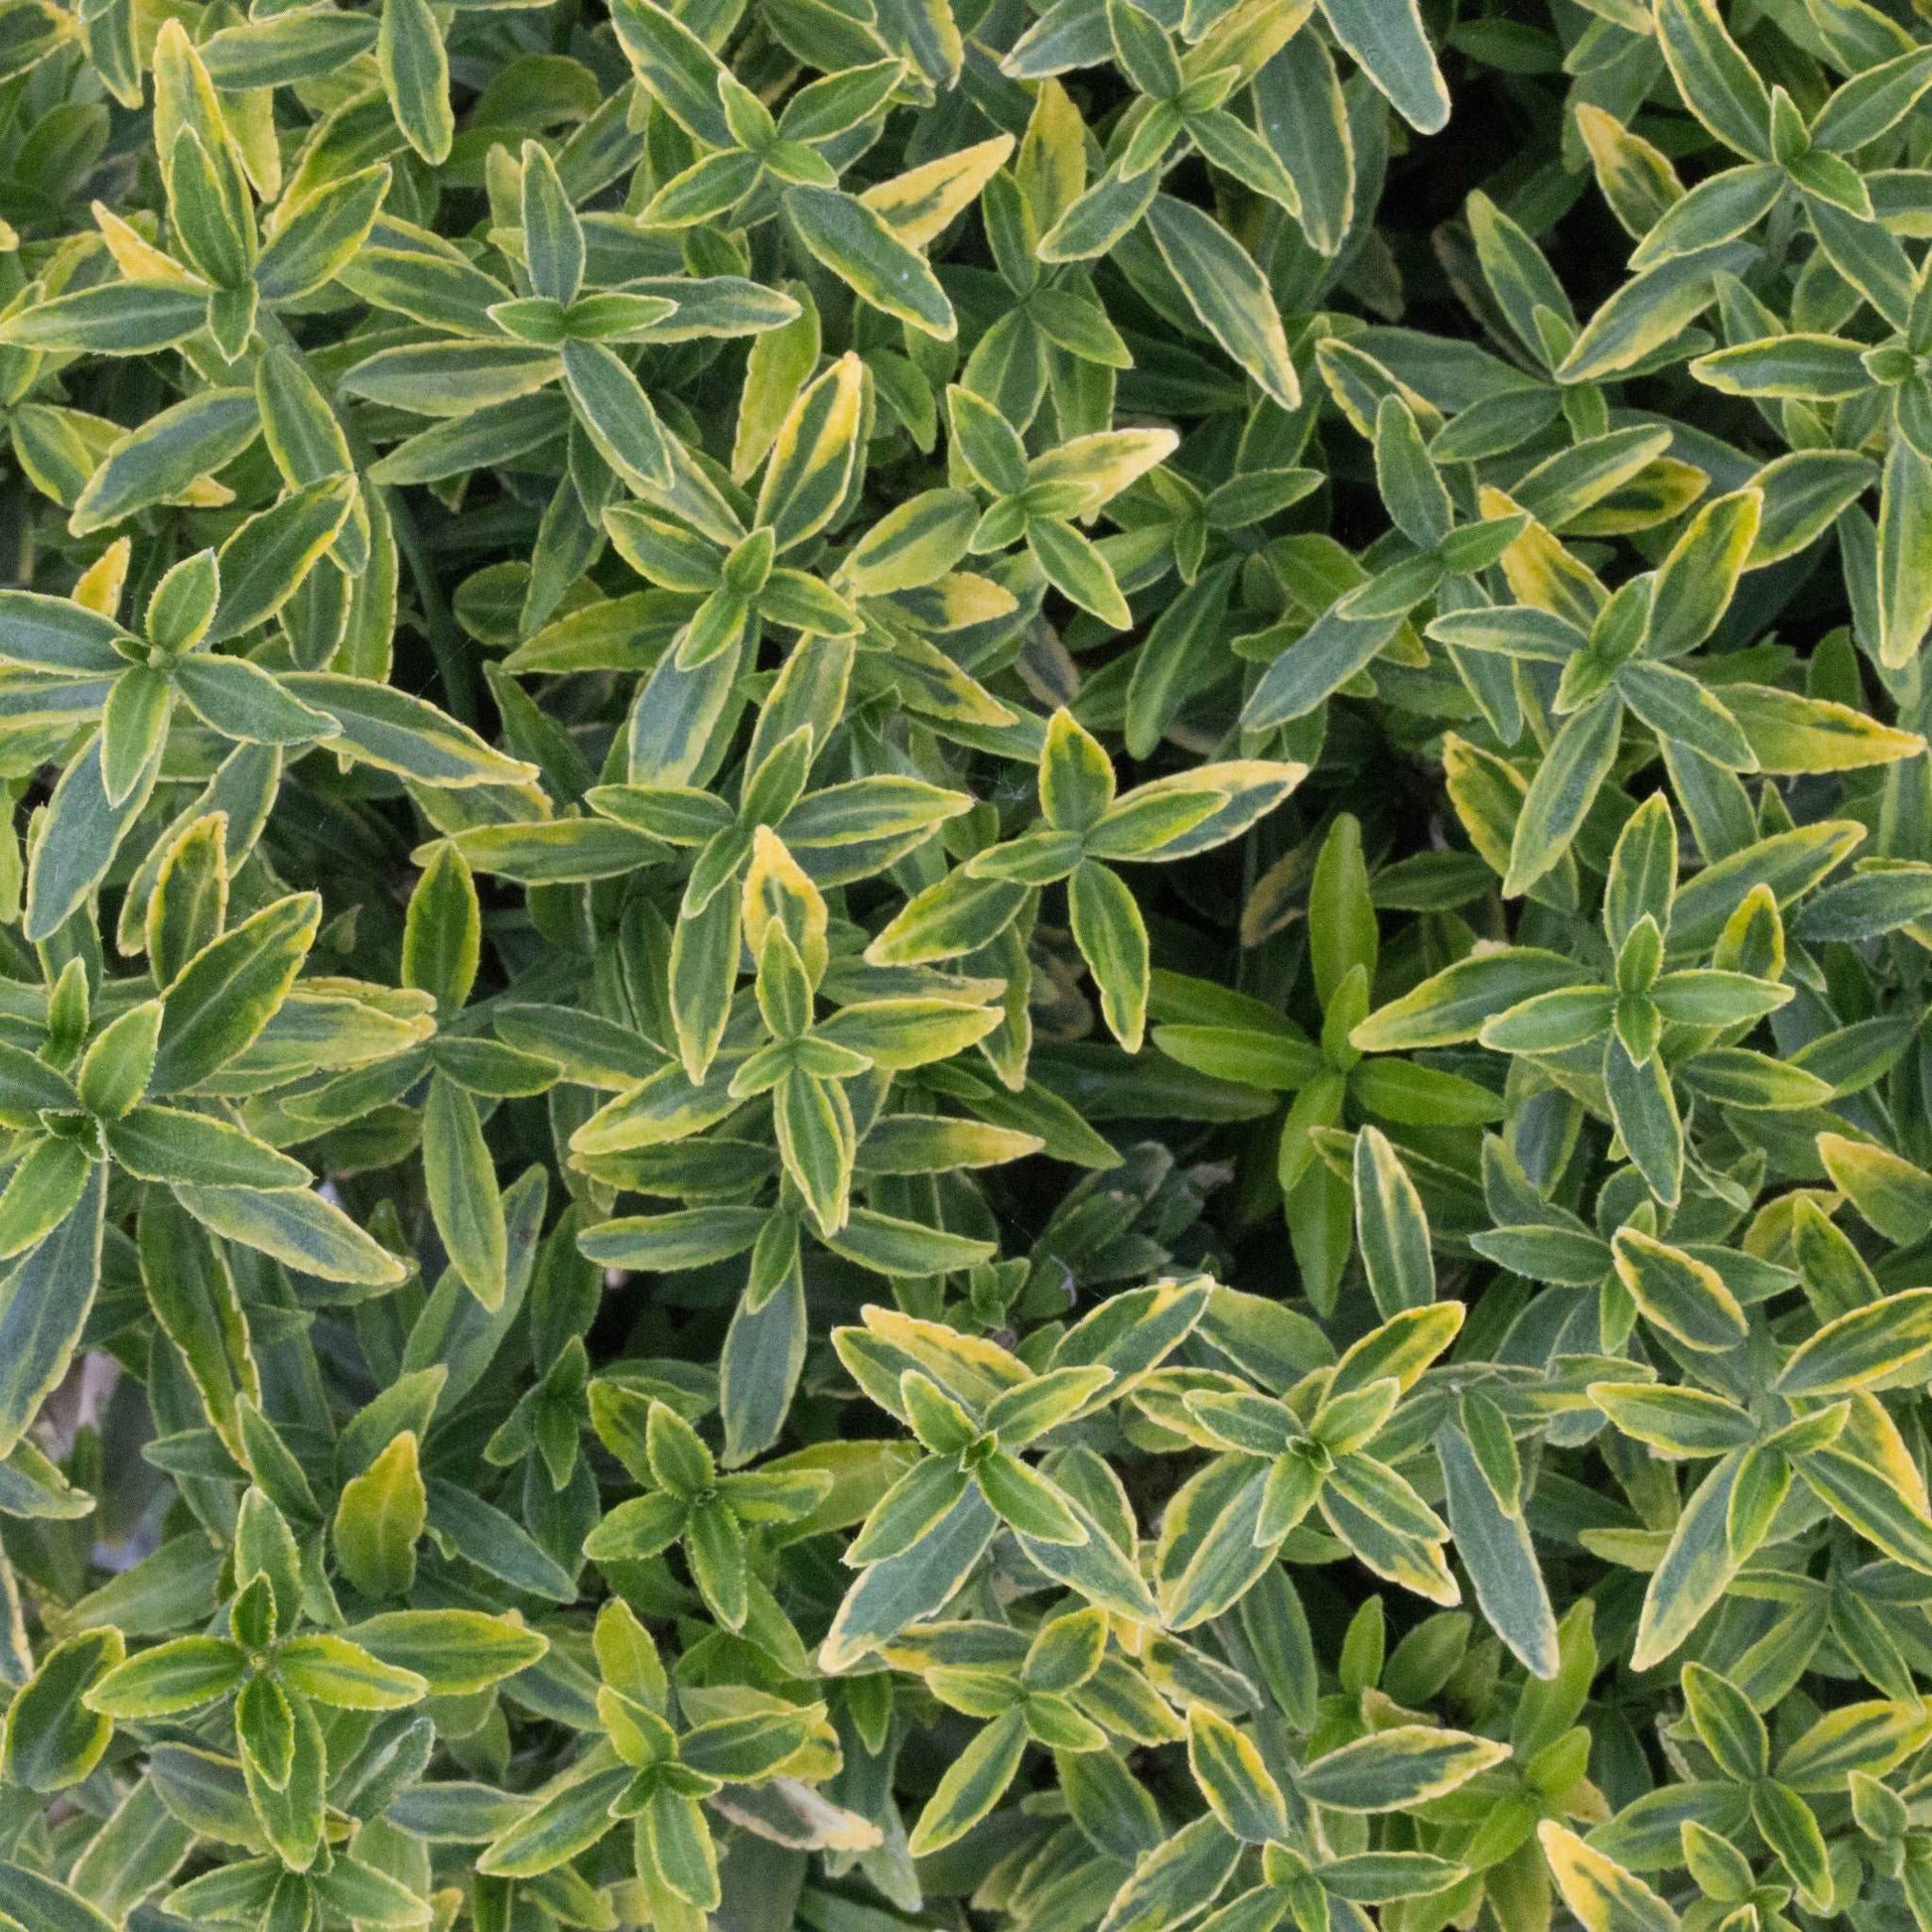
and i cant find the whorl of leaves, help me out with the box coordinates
[4,0,1932,1928]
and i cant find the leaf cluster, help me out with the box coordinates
[4,2,1932,1931]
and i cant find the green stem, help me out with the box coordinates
[380,482,481,727]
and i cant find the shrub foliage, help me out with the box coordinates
[4,0,1932,1927]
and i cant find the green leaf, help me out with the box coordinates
[422,1073,507,1310]
[1775,1288,1932,1395]
[1351,1127,1433,1316]
[1795,1444,1932,1574]
[153,892,319,1090]
[1354,948,1593,1051]
[105,1105,310,1189]
[1557,246,1747,384]
[0,1139,94,1263]
[560,339,673,491]
[0,593,133,672]
[345,1609,547,1695]
[173,1182,408,1286]
[1254,32,1352,254]
[1632,1453,1743,1671]
[1877,436,1932,670]
[1536,1821,1681,1932]
[208,478,355,642]
[785,187,954,340]
[1750,1778,1830,1907]
[333,1432,428,1598]
[1297,1725,1509,1812]
[1819,1132,1932,1244]
[379,0,453,163]
[281,674,540,787]
[1504,692,1621,897]
[0,284,212,357]
[401,841,480,1014]
[908,1705,1029,1854]
[1097,1815,1243,1932]
[1145,196,1300,409]
[1681,1662,1767,1781]
[1242,605,1402,731]
[87,1634,246,1719]
[1438,1423,1557,1679]
[1067,861,1150,1051]
[0,1863,119,1932]
[1186,1707,1290,1843]
[0,1166,107,1458]
[254,164,391,307]
[1587,1382,1757,1456]
[610,0,732,146]
[820,1485,997,1672]
[1,1630,123,1792]
[423,1479,579,1600]
[1029,516,1132,627]
[1654,0,1770,159]
[1315,0,1449,135]
[1603,1034,1684,1209]
[25,729,166,942]
[759,352,867,551]
[1612,1228,1745,1352]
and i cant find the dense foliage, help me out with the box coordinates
[8,0,1932,1927]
